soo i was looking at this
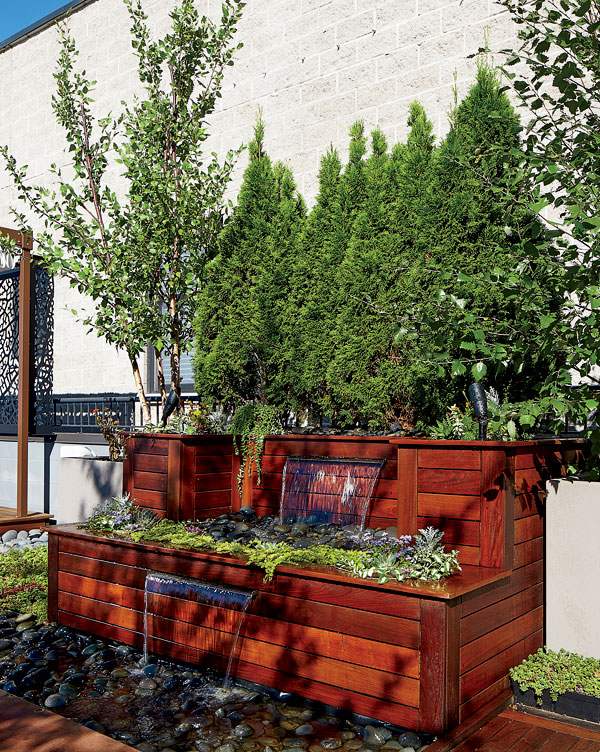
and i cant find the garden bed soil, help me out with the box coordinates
[511,680,600,725]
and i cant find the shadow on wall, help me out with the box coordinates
[55,455,123,525]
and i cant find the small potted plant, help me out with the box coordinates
[511,648,600,724]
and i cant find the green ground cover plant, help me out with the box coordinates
[85,493,160,534]
[511,648,600,703]
[81,506,460,585]
[0,548,48,620]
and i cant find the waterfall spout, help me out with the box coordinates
[142,571,256,685]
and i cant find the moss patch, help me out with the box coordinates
[0,547,48,619]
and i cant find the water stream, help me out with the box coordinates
[143,571,255,686]
[279,456,384,528]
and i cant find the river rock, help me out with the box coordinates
[174,721,193,736]
[233,724,254,739]
[320,739,342,749]
[397,734,421,750]
[83,720,106,734]
[138,677,158,689]
[215,744,238,752]
[295,725,313,736]
[363,727,387,746]
[44,693,67,708]
[15,613,35,625]
[110,668,129,680]
[1,530,17,543]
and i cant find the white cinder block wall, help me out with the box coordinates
[0,0,519,395]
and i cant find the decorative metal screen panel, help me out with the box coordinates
[0,263,54,434]
[0,268,20,430]
[32,266,54,430]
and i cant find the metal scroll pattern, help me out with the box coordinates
[0,269,20,429]
[32,267,54,429]
[0,265,54,432]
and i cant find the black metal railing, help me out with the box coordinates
[49,392,204,433]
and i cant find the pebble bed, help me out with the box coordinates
[185,507,402,551]
[0,528,48,555]
[0,610,430,752]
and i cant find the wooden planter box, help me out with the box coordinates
[49,525,523,735]
[123,434,583,569]
[48,434,584,735]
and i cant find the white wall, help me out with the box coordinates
[0,0,519,395]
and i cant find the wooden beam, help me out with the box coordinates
[17,246,32,518]
[419,598,461,734]
[397,447,418,536]
[0,226,33,251]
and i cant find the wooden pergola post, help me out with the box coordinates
[0,227,35,518]
[17,244,32,517]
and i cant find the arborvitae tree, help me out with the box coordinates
[326,114,437,430]
[193,117,305,413]
[413,60,547,414]
[286,122,368,420]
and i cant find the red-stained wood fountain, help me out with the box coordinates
[48,432,584,735]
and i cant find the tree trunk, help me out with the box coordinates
[129,352,151,424]
[169,295,181,398]
[154,347,167,408]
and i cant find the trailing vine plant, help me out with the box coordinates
[231,403,282,495]
[93,407,128,460]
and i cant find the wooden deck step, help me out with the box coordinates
[0,509,52,537]
[0,689,133,751]
[426,698,600,752]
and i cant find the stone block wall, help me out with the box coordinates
[0,0,519,395]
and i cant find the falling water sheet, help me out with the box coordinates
[143,571,255,685]
[279,456,384,528]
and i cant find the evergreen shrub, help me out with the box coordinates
[194,63,549,431]
[193,115,305,415]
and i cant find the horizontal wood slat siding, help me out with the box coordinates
[417,449,481,471]
[57,556,421,648]
[97,437,586,733]
[194,473,232,492]
[133,470,167,492]
[54,600,421,728]
[195,455,233,474]
[58,535,423,618]
[133,453,168,473]
[53,530,423,729]
[417,469,480,496]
